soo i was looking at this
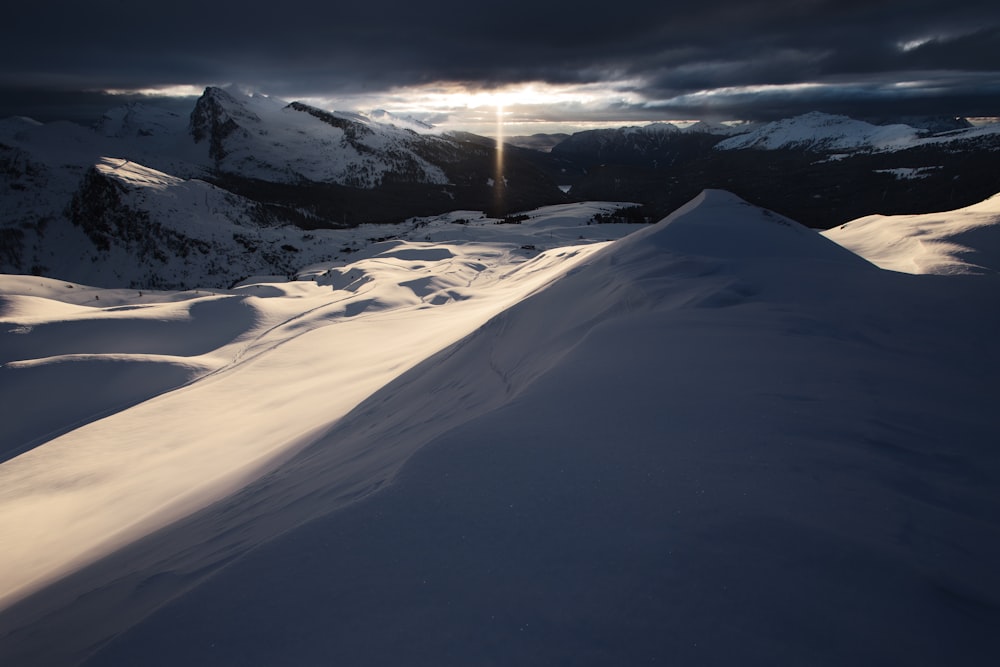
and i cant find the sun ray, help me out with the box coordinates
[493,103,505,214]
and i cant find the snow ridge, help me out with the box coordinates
[714,111,920,152]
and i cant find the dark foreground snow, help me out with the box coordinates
[2,191,999,665]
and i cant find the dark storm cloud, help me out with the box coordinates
[2,0,999,122]
[0,88,199,125]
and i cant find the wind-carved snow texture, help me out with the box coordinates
[1,192,999,666]
[823,192,1000,275]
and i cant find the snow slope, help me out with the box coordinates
[1,191,999,665]
[0,202,645,612]
[824,192,1000,274]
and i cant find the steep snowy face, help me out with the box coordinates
[187,87,451,187]
[189,87,261,164]
[714,112,921,152]
[58,157,345,289]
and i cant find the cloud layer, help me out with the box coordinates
[2,1,998,126]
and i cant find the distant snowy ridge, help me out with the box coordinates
[714,112,920,152]
[714,111,1000,153]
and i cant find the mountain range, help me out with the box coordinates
[2,86,999,291]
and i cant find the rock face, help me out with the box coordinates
[189,87,258,163]
[61,159,310,289]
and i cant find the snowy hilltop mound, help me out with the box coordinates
[824,191,1000,274]
[2,191,999,666]
[714,111,920,152]
[620,189,872,266]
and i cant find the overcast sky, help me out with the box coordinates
[2,1,998,133]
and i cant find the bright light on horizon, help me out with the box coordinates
[101,84,209,98]
[301,79,648,135]
[97,79,725,136]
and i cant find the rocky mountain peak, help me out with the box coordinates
[189,87,258,163]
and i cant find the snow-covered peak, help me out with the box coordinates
[714,112,921,152]
[680,119,753,136]
[628,122,682,135]
[186,88,451,187]
[620,189,872,266]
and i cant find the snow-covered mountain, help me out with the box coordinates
[550,113,998,161]
[0,140,333,289]
[188,88,452,187]
[713,111,1000,153]
[713,111,921,152]
[0,87,573,284]
[5,97,1000,288]
[1,190,998,665]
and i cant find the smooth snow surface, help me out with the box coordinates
[824,192,1000,274]
[0,202,636,612]
[2,192,999,666]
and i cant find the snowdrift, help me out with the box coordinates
[1,191,999,666]
[824,192,1000,274]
